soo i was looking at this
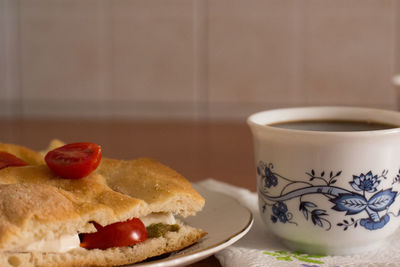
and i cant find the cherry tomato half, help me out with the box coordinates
[80,218,148,250]
[45,142,102,179]
[0,151,28,170]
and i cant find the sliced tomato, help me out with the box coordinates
[80,218,148,250]
[0,151,28,170]
[44,142,102,179]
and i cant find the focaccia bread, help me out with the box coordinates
[0,142,206,267]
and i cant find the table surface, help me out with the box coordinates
[0,119,256,267]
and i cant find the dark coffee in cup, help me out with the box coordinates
[269,119,397,132]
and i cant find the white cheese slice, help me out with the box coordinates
[16,234,80,253]
[139,212,176,227]
[13,213,176,252]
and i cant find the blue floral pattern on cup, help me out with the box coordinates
[258,161,399,231]
[258,163,278,188]
[271,202,289,223]
[350,171,380,193]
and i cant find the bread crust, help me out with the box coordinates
[0,143,44,165]
[99,157,205,217]
[2,222,206,267]
[0,142,206,266]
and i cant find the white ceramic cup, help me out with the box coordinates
[247,106,400,255]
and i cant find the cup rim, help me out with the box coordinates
[247,106,400,136]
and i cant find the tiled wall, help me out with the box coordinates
[0,0,398,120]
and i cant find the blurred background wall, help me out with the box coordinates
[0,0,399,121]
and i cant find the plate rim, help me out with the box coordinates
[132,185,254,266]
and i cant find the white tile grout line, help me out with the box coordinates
[393,0,400,76]
[16,0,24,118]
[1,98,396,120]
[0,0,5,99]
[292,0,306,105]
[392,0,400,111]
[96,0,112,103]
[193,0,209,120]
[10,0,23,117]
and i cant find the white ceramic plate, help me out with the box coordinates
[131,184,254,267]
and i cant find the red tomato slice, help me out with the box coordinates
[45,142,102,179]
[0,151,28,170]
[80,218,148,250]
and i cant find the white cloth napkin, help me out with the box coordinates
[197,179,400,267]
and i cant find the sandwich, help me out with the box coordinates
[0,140,206,266]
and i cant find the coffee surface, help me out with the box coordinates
[269,119,398,132]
